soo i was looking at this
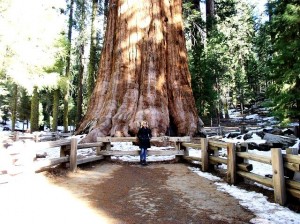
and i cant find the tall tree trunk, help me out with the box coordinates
[206,0,215,37]
[77,44,85,124]
[87,0,99,98]
[64,0,74,133]
[77,57,83,123]
[75,0,86,124]
[296,77,300,138]
[52,89,59,132]
[11,83,18,132]
[76,0,203,142]
[30,86,39,132]
[104,0,109,20]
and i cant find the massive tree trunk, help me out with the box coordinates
[76,0,203,142]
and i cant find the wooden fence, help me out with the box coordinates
[93,136,300,206]
[180,139,300,206]
[6,135,299,206]
[32,138,104,173]
[11,131,72,142]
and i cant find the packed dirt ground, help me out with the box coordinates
[1,161,257,224]
[2,159,300,224]
[48,162,259,223]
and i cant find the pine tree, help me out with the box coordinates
[18,89,31,127]
[267,0,300,128]
[63,0,75,133]
[30,86,39,132]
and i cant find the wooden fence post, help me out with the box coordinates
[60,145,67,157]
[271,148,286,205]
[96,145,101,155]
[285,148,298,179]
[70,138,78,172]
[14,132,19,141]
[34,133,39,142]
[201,138,209,172]
[227,143,236,184]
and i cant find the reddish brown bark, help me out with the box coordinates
[76,0,203,142]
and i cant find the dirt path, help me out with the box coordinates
[44,162,254,224]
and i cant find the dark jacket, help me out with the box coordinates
[137,127,152,149]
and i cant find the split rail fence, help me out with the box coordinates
[10,135,300,206]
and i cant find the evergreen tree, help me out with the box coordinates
[73,0,88,125]
[267,0,300,127]
[184,1,219,124]
[203,0,256,118]
[63,0,75,133]
[87,0,99,98]
[30,86,39,132]
[10,83,18,131]
[18,88,31,130]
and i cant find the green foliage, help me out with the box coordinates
[184,1,220,119]
[185,0,257,123]
[18,88,31,122]
[266,0,300,125]
[0,72,10,122]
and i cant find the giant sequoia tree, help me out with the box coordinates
[76,0,203,142]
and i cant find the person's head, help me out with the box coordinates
[141,120,148,128]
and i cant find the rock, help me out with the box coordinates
[256,131,265,139]
[247,142,259,150]
[227,132,240,138]
[257,143,272,151]
[243,133,253,140]
[263,133,296,148]
[282,128,295,136]
[36,152,47,158]
[270,127,283,135]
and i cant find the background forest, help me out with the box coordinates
[0,0,299,133]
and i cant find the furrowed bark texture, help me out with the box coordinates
[76,0,203,142]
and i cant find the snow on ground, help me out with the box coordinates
[1,113,300,224]
[189,167,300,224]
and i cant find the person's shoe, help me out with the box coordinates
[142,161,148,166]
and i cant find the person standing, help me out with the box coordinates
[137,121,152,166]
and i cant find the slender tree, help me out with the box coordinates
[87,0,99,98]
[18,88,31,131]
[63,0,75,133]
[52,89,60,131]
[206,0,215,37]
[30,86,39,132]
[76,0,203,142]
[74,0,88,124]
[10,83,18,131]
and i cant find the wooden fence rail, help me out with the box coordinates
[10,135,299,206]
[10,131,72,142]
[179,138,300,206]
[31,138,105,173]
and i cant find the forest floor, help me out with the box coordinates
[43,161,256,224]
